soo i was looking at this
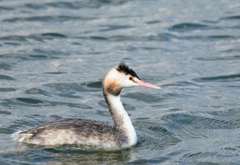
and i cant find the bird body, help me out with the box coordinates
[14,62,160,149]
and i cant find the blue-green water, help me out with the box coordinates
[1,0,240,164]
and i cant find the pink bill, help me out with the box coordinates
[136,81,161,89]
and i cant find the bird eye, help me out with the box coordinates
[129,77,133,80]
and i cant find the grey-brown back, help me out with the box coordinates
[18,118,128,148]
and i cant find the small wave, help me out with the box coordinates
[0,62,12,70]
[3,42,20,46]
[0,88,16,92]
[0,35,27,41]
[33,49,70,56]
[146,20,161,24]
[25,88,49,95]
[7,97,54,107]
[0,6,14,11]
[24,2,83,10]
[194,73,240,82]
[183,35,238,40]
[77,33,171,42]
[223,49,240,53]
[168,23,217,32]
[84,81,102,89]
[23,0,129,10]
[65,103,92,109]
[0,54,58,60]
[0,75,15,80]
[29,33,67,40]
[0,111,11,115]
[180,151,216,164]
[221,15,240,20]
[44,72,66,75]
[0,128,13,134]
[207,35,235,39]
[166,112,240,138]
[44,82,102,92]
[99,25,133,32]
[136,121,181,150]
[3,15,95,23]
[198,55,240,61]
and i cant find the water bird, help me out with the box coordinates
[14,62,160,149]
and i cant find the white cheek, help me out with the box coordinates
[122,79,137,87]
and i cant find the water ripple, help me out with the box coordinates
[0,75,15,81]
[146,20,161,24]
[29,33,67,40]
[33,49,69,56]
[0,6,14,11]
[180,151,216,164]
[168,23,217,32]
[24,2,83,10]
[221,15,240,20]
[99,25,133,32]
[0,88,16,92]
[25,88,49,96]
[3,16,95,23]
[194,73,240,82]
[184,35,238,40]
[0,62,12,70]
[44,72,66,75]
[62,103,92,109]
[198,55,240,61]
[23,0,129,10]
[0,36,27,41]
[0,0,240,163]
[77,33,170,41]
[0,54,58,60]
[136,121,181,149]
[0,111,11,115]
[44,82,102,92]
[166,113,240,138]
[5,97,92,109]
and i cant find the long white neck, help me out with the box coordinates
[106,94,137,147]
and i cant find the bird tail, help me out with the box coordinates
[12,131,32,143]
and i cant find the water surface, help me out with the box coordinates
[1,0,240,164]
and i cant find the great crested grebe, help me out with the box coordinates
[14,62,160,149]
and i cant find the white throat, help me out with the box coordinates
[107,94,137,147]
